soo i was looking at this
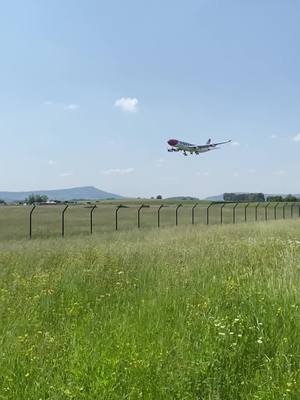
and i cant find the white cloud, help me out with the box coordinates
[270,134,278,139]
[60,172,72,177]
[233,172,240,177]
[292,133,300,142]
[231,141,240,147]
[102,168,134,176]
[64,104,80,111]
[48,160,57,165]
[276,170,286,176]
[196,171,209,177]
[155,158,166,168]
[114,97,138,112]
[44,101,80,111]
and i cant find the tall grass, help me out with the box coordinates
[1,221,300,399]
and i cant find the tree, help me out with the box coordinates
[156,195,163,200]
[223,193,265,202]
[25,194,48,204]
[284,194,298,202]
[0,199,5,204]
[266,196,283,202]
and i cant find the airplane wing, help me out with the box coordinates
[212,140,232,146]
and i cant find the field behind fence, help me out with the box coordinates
[0,201,299,241]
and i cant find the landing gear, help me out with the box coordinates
[183,152,188,156]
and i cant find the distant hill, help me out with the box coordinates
[0,186,123,202]
[205,194,224,201]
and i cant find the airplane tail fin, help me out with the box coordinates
[206,138,211,145]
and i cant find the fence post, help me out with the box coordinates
[115,205,123,231]
[291,203,294,218]
[232,203,238,224]
[175,204,182,226]
[206,202,213,225]
[255,203,260,222]
[244,203,249,222]
[90,205,97,234]
[192,203,198,225]
[283,202,287,219]
[265,202,270,221]
[137,204,148,229]
[61,205,69,237]
[29,205,36,239]
[274,202,279,220]
[157,205,165,228]
[220,203,226,224]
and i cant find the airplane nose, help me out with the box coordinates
[168,139,178,146]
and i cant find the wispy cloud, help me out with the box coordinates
[44,101,80,111]
[114,97,138,113]
[231,141,240,147]
[102,168,134,176]
[270,134,278,139]
[48,160,57,165]
[276,170,286,176]
[155,158,166,168]
[196,171,209,177]
[292,133,300,142]
[60,172,73,177]
[64,104,80,111]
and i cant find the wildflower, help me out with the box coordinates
[257,337,263,344]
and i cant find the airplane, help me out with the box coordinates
[167,138,232,156]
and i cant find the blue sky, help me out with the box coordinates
[1,0,300,198]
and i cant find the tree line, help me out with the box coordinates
[223,193,299,202]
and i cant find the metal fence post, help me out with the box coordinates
[244,203,249,223]
[115,205,123,231]
[29,205,36,239]
[220,203,226,224]
[206,202,213,225]
[61,205,69,237]
[175,204,182,226]
[232,203,238,224]
[192,203,198,225]
[274,202,279,220]
[291,203,294,218]
[283,202,287,219]
[265,202,270,221]
[255,203,260,222]
[90,205,97,234]
[157,205,165,228]
[137,204,148,229]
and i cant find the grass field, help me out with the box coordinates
[0,201,299,240]
[1,220,300,399]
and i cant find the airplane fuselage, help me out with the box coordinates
[167,139,211,154]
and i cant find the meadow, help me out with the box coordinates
[0,200,298,241]
[1,220,300,399]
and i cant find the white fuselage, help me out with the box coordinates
[173,141,210,153]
